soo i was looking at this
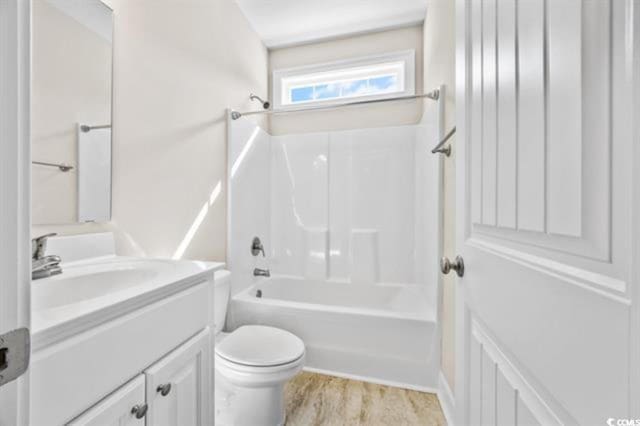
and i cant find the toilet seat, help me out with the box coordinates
[215,325,305,389]
[215,351,304,388]
[215,325,305,367]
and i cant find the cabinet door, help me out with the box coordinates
[68,375,147,426]
[144,328,211,426]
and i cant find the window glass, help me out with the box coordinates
[273,51,415,109]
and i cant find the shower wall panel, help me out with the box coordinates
[270,125,438,286]
[229,117,439,291]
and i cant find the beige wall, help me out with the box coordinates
[33,0,268,262]
[31,0,111,225]
[268,26,424,135]
[423,0,456,390]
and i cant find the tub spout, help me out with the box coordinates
[253,268,270,277]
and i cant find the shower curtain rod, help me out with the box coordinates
[230,89,440,120]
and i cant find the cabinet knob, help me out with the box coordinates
[440,256,465,277]
[157,383,172,396]
[131,403,148,419]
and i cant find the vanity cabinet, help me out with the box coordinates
[144,328,210,425]
[68,375,146,426]
[68,328,211,425]
[31,273,219,425]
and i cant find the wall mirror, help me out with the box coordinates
[32,0,113,225]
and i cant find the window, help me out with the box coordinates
[272,50,415,110]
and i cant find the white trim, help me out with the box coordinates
[438,372,455,426]
[453,0,471,423]
[272,50,416,110]
[0,0,31,423]
[630,0,640,416]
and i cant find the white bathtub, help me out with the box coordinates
[228,276,439,391]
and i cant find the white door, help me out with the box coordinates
[455,0,640,424]
[0,0,31,424]
[68,376,147,426]
[144,328,211,426]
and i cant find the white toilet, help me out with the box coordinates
[213,270,305,426]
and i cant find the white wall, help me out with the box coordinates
[31,0,111,225]
[33,0,269,263]
[269,25,424,135]
[423,0,456,391]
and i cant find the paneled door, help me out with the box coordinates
[455,0,640,424]
[144,328,211,426]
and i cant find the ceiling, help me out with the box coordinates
[234,0,428,49]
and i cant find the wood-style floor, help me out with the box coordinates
[284,372,447,426]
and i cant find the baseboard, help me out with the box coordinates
[437,371,455,426]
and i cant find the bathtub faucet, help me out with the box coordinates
[253,268,270,277]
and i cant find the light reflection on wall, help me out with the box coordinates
[172,181,222,260]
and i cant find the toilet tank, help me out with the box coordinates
[213,270,231,334]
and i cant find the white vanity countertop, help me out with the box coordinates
[31,255,224,350]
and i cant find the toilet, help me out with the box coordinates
[213,270,305,426]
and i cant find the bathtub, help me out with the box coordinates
[227,276,439,391]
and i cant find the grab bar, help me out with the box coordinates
[431,126,456,157]
[32,161,74,172]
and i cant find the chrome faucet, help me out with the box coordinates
[253,268,270,278]
[31,233,62,280]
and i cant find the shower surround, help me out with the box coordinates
[227,113,442,390]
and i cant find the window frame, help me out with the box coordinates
[272,49,416,111]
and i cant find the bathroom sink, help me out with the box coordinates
[31,255,220,337]
[32,259,173,311]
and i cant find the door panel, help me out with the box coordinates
[475,0,612,261]
[144,328,210,426]
[496,0,517,230]
[515,0,545,234]
[68,375,146,426]
[457,0,637,424]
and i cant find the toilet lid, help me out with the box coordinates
[215,325,305,367]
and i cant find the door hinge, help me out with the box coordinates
[0,328,30,387]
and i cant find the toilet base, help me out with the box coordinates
[213,325,305,426]
[215,372,286,426]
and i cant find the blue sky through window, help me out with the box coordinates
[315,84,340,100]
[291,86,314,102]
[289,74,400,104]
[370,75,397,91]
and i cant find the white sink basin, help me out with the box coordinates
[32,259,177,311]
[31,255,219,336]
